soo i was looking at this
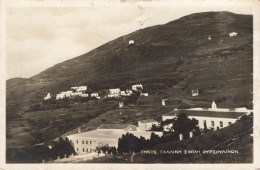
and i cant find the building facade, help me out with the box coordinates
[67,124,163,154]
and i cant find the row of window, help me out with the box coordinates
[76,140,95,144]
[76,148,96,153]
[204,120,232,128]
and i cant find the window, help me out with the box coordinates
[76,140,78,144]
[211,121,214,127]
[82,141,84,144]
[203,120,207,128]
[220,121,223,127]
[228,122,232,126]
[86,148,88,152]
[90,149,92,152]
[90,141,92,144]
[77,148,79,151]
[86,141,88,144]
[83,148,85,152]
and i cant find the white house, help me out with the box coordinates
[140,92,148,97]
[212,100,217,109]
[229,32,238,37]
[77,86,87,92]
[138,119,159,131]
[126,89,133,95]
[119,102,124,108]
[91,93,99,98]
[129,40,134,45]
[44,93,51,100]
[67,124,162,154]
[162,99,168,106]
[108,88,121,98]
[132,84,143,91]
[56,93,65,100]
[191,89,199,96]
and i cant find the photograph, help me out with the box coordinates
[1,0,259,169]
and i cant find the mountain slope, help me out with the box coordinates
[6,11,253,118]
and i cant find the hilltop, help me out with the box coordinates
[6,11,253,148]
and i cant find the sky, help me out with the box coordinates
[6,4,252,80]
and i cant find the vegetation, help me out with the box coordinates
[118,113,201,153]
[6,137,75,163]
[133,114,253,163]
[96,144,116,155]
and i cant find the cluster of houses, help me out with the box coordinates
[55,86,93,100]
[67,100,252,154]
[44,83,148,101]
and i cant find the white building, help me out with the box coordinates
[119,102,124,108]
[129,40,134,45]
[44,93,51,100]
[212,100,217,109]
[132,84,143,91]
[191,89,199,96]
[162,108,249,130]
[71,86,87,92]
[56,93,65,100]
[67,124,162,154]
[229,32,238,37]
[91,93,99,98]
[108,88,121,98]
[140,92,148,97]
[77,86,87,92]
[138,119,159,131]
[162,99,168,106]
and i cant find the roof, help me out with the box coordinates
[97,124,132,130]
[178,110,246,119]
[67,129,162,140]
[138,119,157,123]
[67,129,125,140]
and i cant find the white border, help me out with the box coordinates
[0,0,260,170]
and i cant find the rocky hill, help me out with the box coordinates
[7,11,253,120]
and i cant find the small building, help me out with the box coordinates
[119,102,124,108]
[129,40,134,45]
[77,86,87,92]
[91,93,99,98]
[44,93,51,100]
[229,32,238,37]
[56,93,65,100]
[191,89,199,96]
[212,100,217,109]
[162,99,168,106]
[208,36,212,40]
[108,88,121,98]
[126,89,133,95]
[132,84,143,91]
[140,92,148,97]
[138,119,158,131]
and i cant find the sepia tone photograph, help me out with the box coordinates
[1,0,260,169]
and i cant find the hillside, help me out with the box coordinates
[6,11,253,148]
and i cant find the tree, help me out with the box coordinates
[171,113,200,138]
[118,133,145,154]
[150,124,163,132]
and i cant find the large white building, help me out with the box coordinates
[162,102,251,130]
[67,124,163,154]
